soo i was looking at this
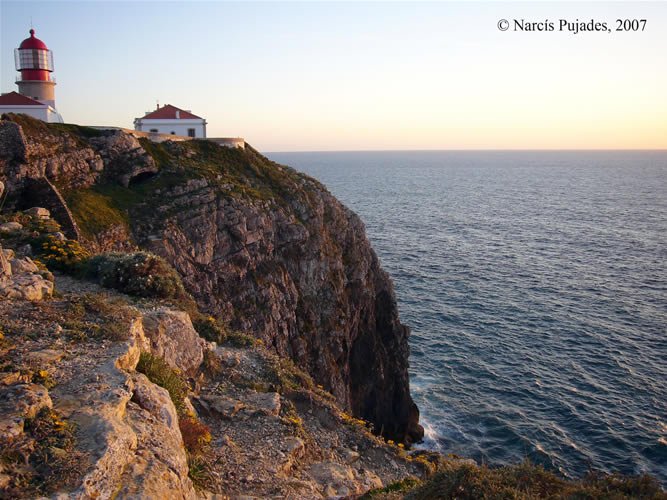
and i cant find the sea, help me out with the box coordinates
[268,150,667,485]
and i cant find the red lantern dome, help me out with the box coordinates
[19,29,49,50]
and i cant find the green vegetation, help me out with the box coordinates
[362,460,666,499]
[7,114,326,231]
[8,114,327,244]
[267,355,316,393]
[186,455,212,490]
[0,291,132,344]
[21,213,60,235]
[224,329,262,348]
[2,112,52,137]
[135,139,323,213]
[0,407,87,496]
[84,252,187,299]
[61,293,135,342]
[136,352,188,415]
[63,188,129,238]
[62,181,151,240]
[64,138,315,238]
[0,211,87,275]
[362,478,421,498]
[193,315,226,344]
[135,352,213,489]
[3,114,102,148]
[33,234,90,273]
[137,137,171,169]
[50,122,105,138]
[31,369,56,389]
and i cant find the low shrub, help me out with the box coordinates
[84,252,186,299]
[187,455,213,491]
[31,369,56,389]
[386,460,667,500]
[192,315,226,343]
[362,477,421,498]
[32,234,89,273]
[136,352,187,415]
[269,356,315,393]
[25,214,61,235]
[0,407,87,496]
[225,330,261,348]
[179,416,212,456]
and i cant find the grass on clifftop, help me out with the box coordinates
[63,188,131,238]
[3,113,104,147]
[137,138,325,212]
[61,140,323,238]
[8,113,327,238]
[364,459,666,499]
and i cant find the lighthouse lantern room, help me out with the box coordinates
[0,28,62,122]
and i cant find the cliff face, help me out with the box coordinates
[0,114,423,443]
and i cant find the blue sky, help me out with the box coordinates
[1,1,666,151]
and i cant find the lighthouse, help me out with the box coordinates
[15,28,57,107]
[0,28,62,122]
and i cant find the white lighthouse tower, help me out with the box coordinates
[0,28,62,122]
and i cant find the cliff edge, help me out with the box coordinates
[2,115,663,499]
[0,114,423,444]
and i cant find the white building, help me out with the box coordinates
[0,91,62,123]
[134,104,207,138]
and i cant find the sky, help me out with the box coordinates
[1,1,666,152]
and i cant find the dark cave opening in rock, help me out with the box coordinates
[128,171,158,187]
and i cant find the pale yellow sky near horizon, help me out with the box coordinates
[1,1,666,151]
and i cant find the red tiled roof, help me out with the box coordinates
[0,91,45,106]
[140,104,202,120]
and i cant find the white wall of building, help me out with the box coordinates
[134,118,206,138]
[0,105,62,123]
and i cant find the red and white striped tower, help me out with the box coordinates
[14,28,57,109]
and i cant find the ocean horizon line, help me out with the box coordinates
[266,148,667,154]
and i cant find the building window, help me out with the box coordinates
[149,129,158,133]
[187,128,196,138]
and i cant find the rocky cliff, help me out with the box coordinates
[0,113,423,444]
[0,240,428,497]
[2,115,663,499]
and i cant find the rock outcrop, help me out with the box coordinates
[0,285,198,498]
[141,308,207,376]
[0,383,53,442]
[0,114,423,443]
[0,274,427,498]
[0,243,54,301]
